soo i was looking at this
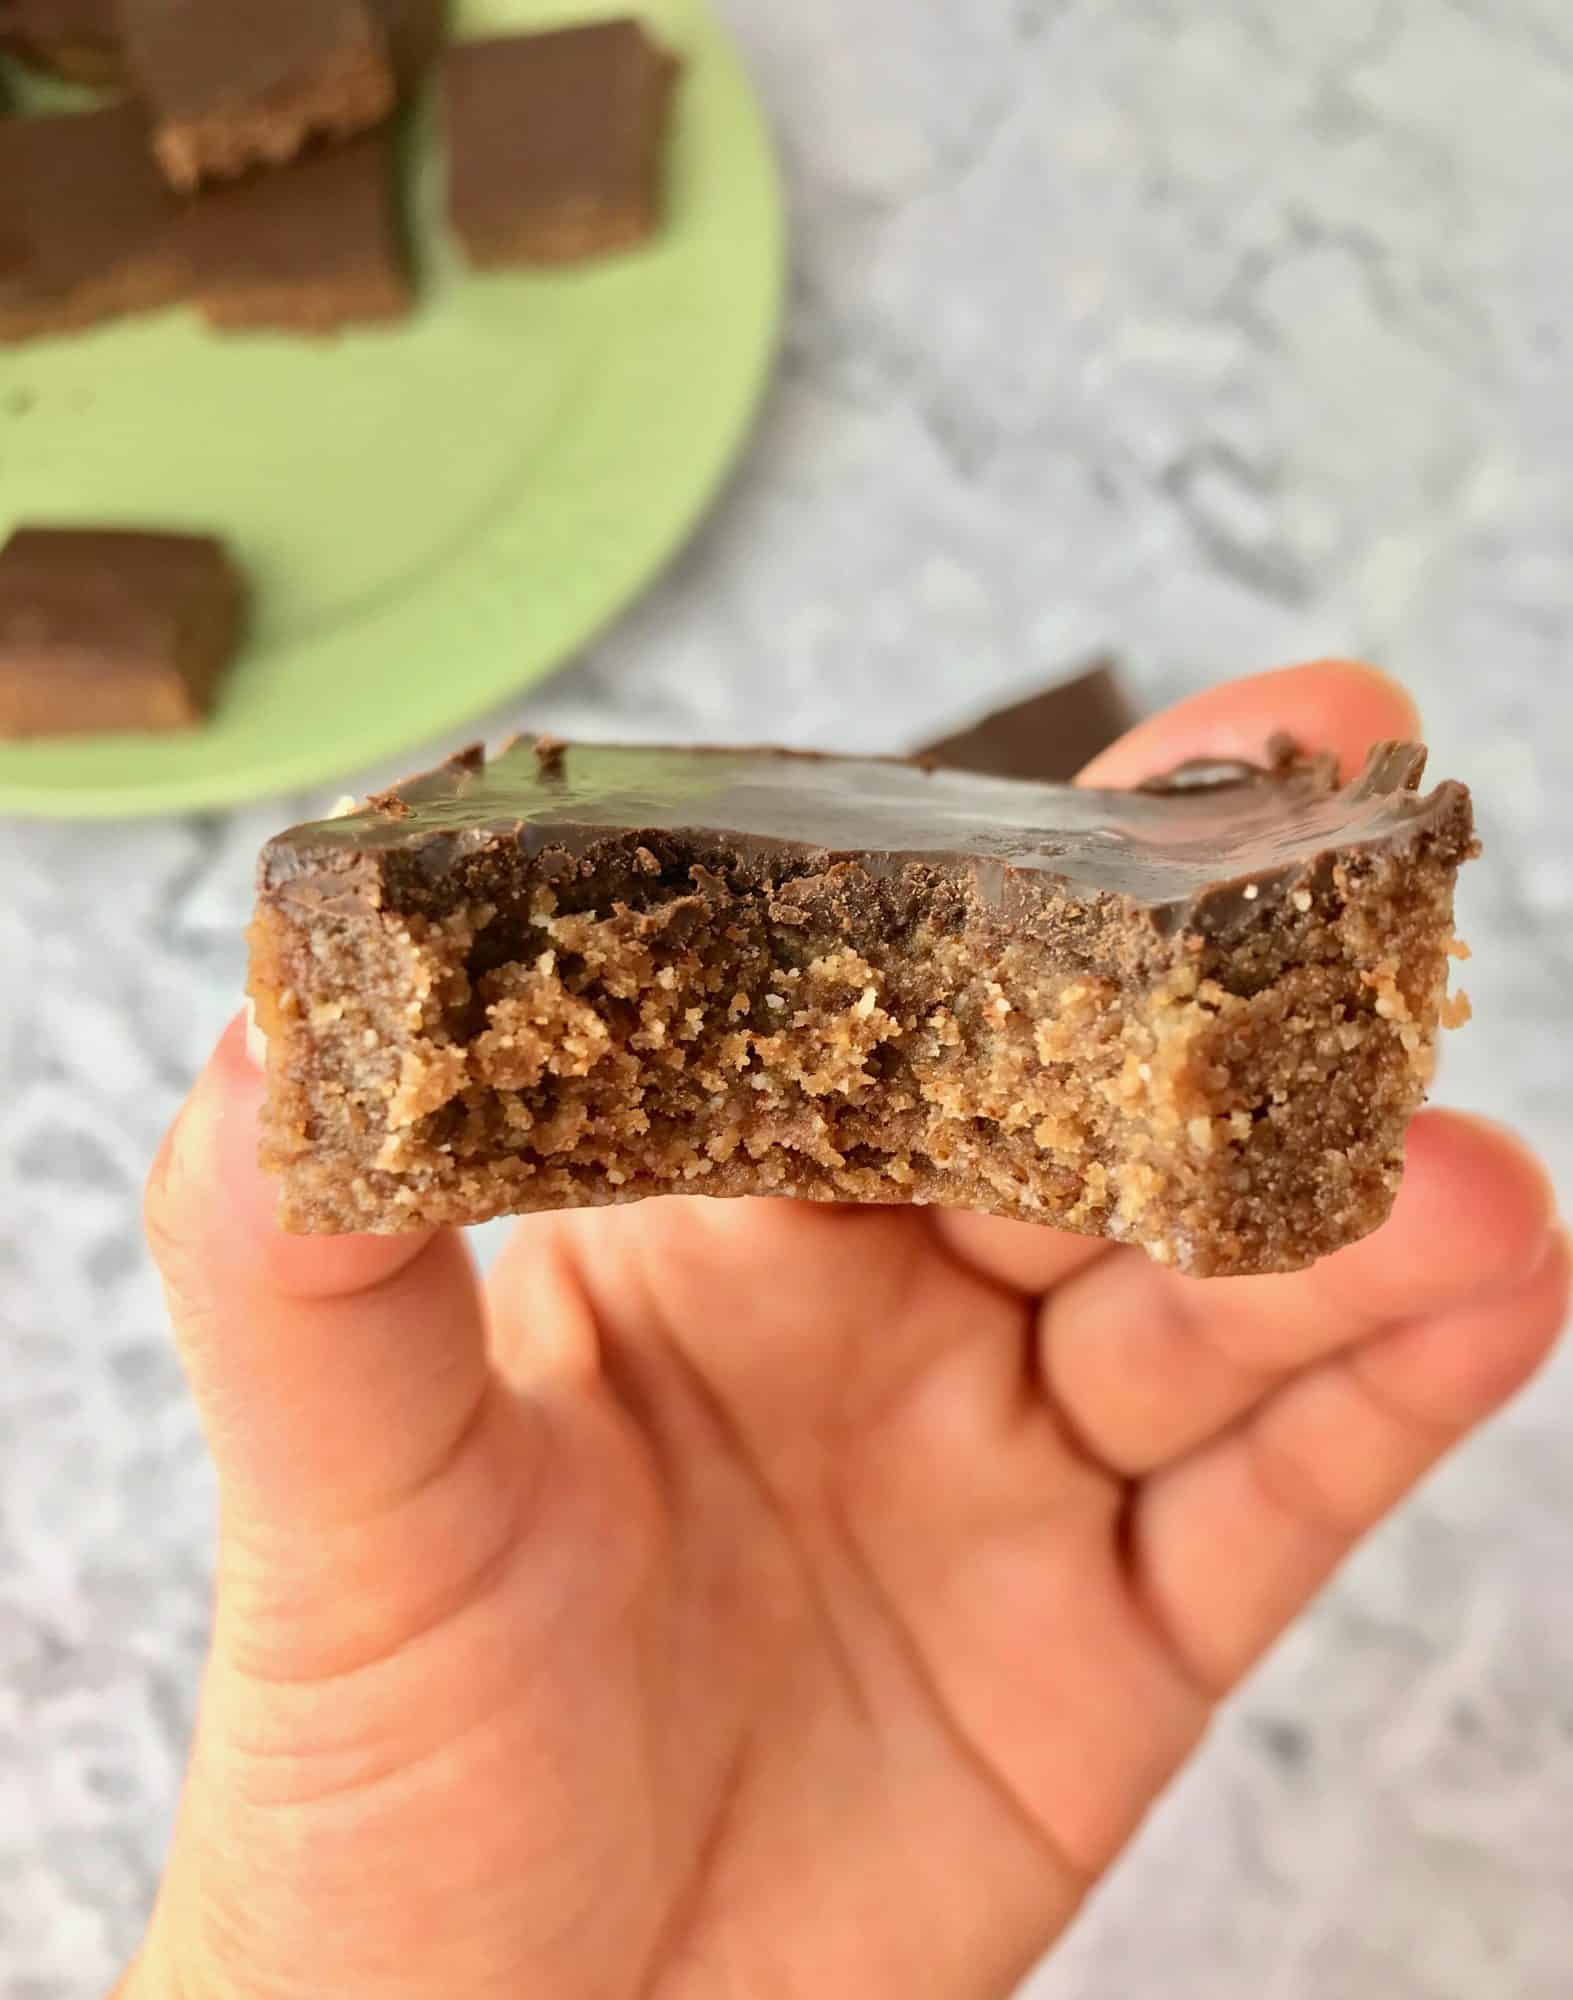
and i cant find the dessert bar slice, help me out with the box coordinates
[119,0,396,190]
[0,103,187,343]
[250,737,1475,1277]
[180,130,410,335]
[0,527,246,735]
[443,19,680,267]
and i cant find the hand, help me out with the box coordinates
[128,663,1567,2000]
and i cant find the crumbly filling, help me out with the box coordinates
[252,843,1463,1276]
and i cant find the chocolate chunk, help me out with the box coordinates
[251,736,1476,1276]
[920,661,1137,783]
[442,20,680,268]
[0,0,122,83]
[179,129,410,335]
[0,103,187,344]
[0,527,246,735]
[118,0,396,190]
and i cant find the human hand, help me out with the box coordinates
[126,662,1567,2000]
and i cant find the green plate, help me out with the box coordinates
[0,0,783,819]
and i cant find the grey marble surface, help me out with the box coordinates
[4,1,1572,1994]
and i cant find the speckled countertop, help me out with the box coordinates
[3,2,1571,1995]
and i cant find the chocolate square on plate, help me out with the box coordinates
[0,528,246,736]
[118,0,396,190]
[443,19,680,267]
[180,130,410,335]
[0,102,187,344]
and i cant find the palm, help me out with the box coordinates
[488,1197,1146,1999]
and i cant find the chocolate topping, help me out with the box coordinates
[262,737,1474,940]
[118,0,387,122]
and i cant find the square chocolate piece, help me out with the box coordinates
[0,528,246,736]
[920,661,1137,784]
[251,736,1476,1276]
[443,20,680,267]
[0,0,123,84]
[180,130,411,335]
[0,103,187,344]
[118,0,396,190]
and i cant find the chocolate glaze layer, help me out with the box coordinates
[262,737,1474,939]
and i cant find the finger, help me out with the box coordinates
[484,1209,612,1392]
[1040,1111,1557,1475]
[1126,1230,1569,1695]
[929,1210,1113,1298]
[145,1015,497,1535]
[1078,658,1420,788]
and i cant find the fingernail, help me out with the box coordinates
[244,997,269,1072]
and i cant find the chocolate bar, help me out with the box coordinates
[0,103,186,344]
[0,526,246,735]
[920,661,1136,783]
[179,130,410,335]
[250,736,1475,1275]
[119,0,395,190]
[443,20,679,267]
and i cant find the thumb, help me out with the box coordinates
[145,1013,496,1538]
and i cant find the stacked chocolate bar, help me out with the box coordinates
[0,4,682,341]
